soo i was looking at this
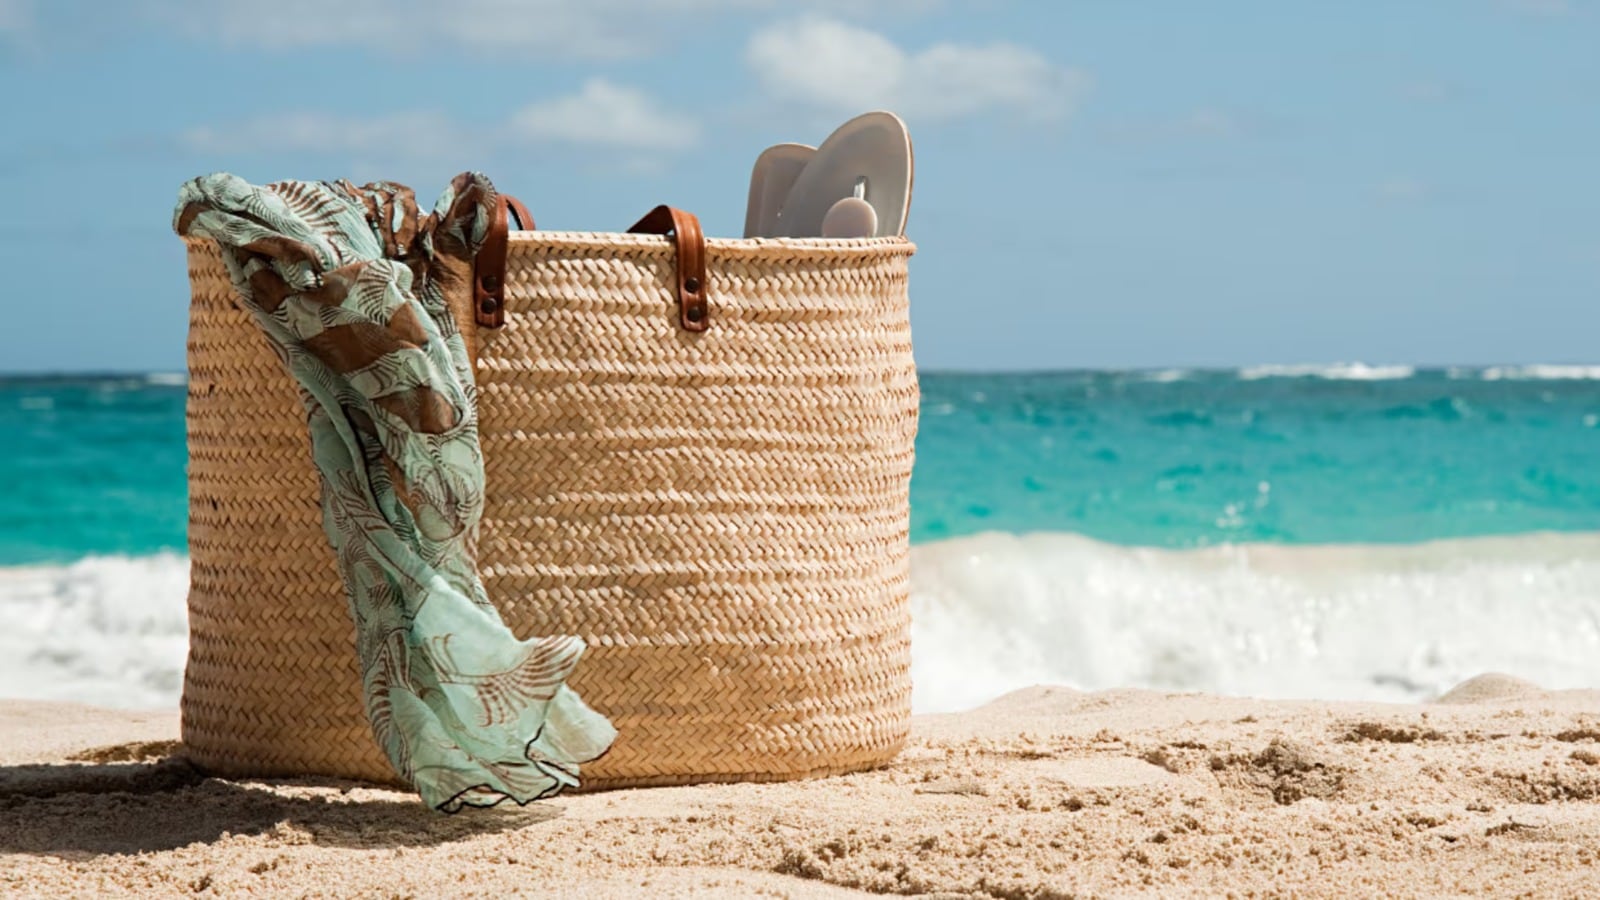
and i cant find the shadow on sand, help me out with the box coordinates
[0,744,557,857]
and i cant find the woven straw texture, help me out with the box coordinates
[182,231,918,789]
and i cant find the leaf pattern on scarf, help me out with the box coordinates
[175,172,616,812]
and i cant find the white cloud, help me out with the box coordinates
[511,79,698,151]
[146,0,720,58]
[177,80,696,173]
[142,0,950,58]
[180,111,459,158]
[0,0,31,33]
[744,17,1086,124]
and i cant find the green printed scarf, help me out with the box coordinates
[174,172,615,811]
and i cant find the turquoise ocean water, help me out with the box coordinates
[3,367,1598,564]
[2,366,1597,711]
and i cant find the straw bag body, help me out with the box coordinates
[181,207,918,789]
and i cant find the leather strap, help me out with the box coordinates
[628,205,708,332]
[504,196,535,231]
[474,194,531,329]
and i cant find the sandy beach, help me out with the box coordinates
[2,674,1596,898]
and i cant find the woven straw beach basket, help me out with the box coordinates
[180,201,918,790]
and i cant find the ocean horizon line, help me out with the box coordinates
[6,361,1600,382]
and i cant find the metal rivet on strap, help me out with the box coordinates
[482,275,501,291]
[480,297,501,314]
[684,276,701,294]
[685,305,705,323]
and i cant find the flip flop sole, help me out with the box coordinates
[744,143,815,238]
[778,111,912,239]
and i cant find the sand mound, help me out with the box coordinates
[1436,672,1547,705]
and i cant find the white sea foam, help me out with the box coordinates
[4,535,1598,714]
[0,554,190,710]
[1139,368,1193,383]
[1475,364,1600,381]
[1237,362,1417,381]
[143,372,188,386]
[911,531,1600,712]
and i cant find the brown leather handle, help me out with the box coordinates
[628,205,708,332]
[504,196,534,231]
[473,193,533,329]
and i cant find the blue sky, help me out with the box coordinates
[0,0,1596,373]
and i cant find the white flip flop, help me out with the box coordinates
[743,143,815,238]
[777,111,913,239]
